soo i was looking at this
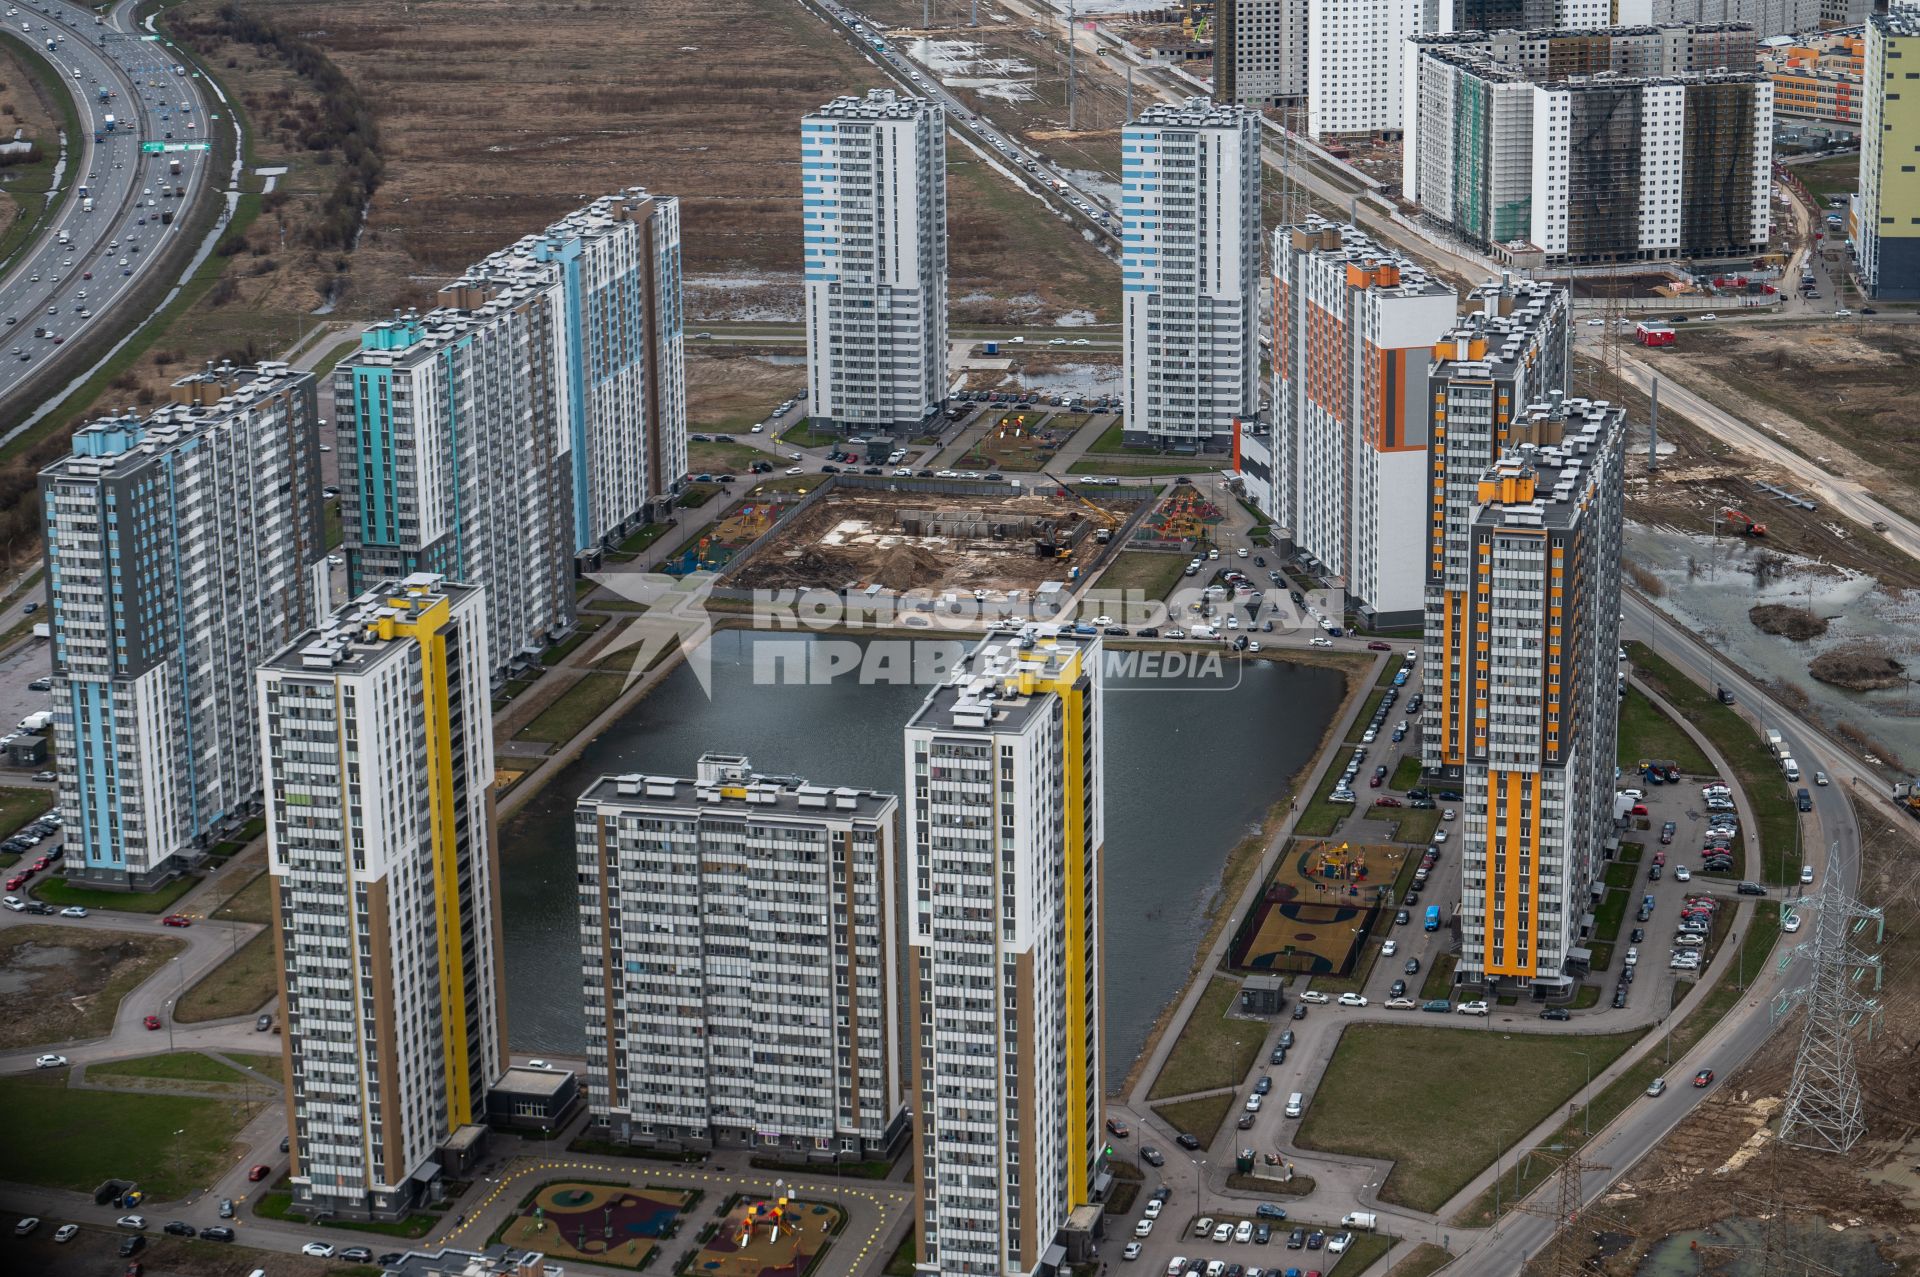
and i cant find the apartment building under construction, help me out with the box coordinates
[1405,24,1773,264]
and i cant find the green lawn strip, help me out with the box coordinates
[212,871,272,924]
[1418,952,1457,1002]
[0,29,84,271]
[1449,901,1782,1227]
[1389,755,1423,790]
[539,613,609,668]
[305,336,361,381]
[1346,688,1389,743]
[1626,643,1802,884]
[1592,888,1628,943]
[883,1235,916,1277]
[1616,686,1711,774]
[1069,455,1229,475]
[0,1069,249,1199]
[1602,861,1637,891]
[1572,984,1601,1009]
[676,482,723,509]
[1093,550,1187,603]
[1331,1231,1396,1273]
[1618,841,1645,865]
[1383,1242,1453,1277]
[1150,1092,1238,1146]
[253,1189,439,1238]
[1382,806,1440,847]
[217,1051,285,1083]
[513,672,630,744]
[174,930,275,1023]
[90,1051,251,1085]
[1295,758,1360,839]
[1147,976,1268,1100]
[31,873,199,913]
[0,785,53,839]
[1297,1023,1641,1212]
[608,520,674,558]
[688,441,769,473]
[779,421,841,448]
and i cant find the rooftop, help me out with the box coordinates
[578,751,897,822]
[809,87,936,121]
[1475,397,1625,531]
[1876,9,1920,39]
[906,625,1098,736]
[1433,279,1566,377]
[48,363,309,474]
[378,1244,546,1277]
[265,575,479,676]
[1129,96,1253,130]
[1281,220,1452,298]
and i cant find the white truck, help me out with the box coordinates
[1340,1212,1378,1231]
[1782,757,1801,782]
[19,711,52,733]
[1766,728,1782,750]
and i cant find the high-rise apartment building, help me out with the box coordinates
[803,90,949,434]
[1859,10,1920,300]
[1120,99,1261,453]
[460,188,688,553]
[1307,0,1425,137]
[574,754,905,1160]
[335,298,576,681]
[40,364,324,889]
[1269,223,1456,626]
[1614,0,1820,40]
[1215,0,1308,107]
[905,627,1103,1277]
[1439,0,1610,27]
[1421,279,1570,776]
[1405,25,1772,264]
[259,574,506,1220]
[1456,401,1624,996]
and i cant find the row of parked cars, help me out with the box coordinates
[3,813,64,897]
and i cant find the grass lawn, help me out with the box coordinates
[1293,758,1360,841]
[1627,644,1801,884]
[1383,1241,1451,1277]
[0,1069,249,1200]
[675,482,723,509]
[30,874,200,914]
[884,1234,917,1277]
[1617,686,1711,774]
[174,931,275,1024]
[1095,551,1187,603]
[1602,861,1637,891]
[253,1189,439,1238]
[1297,1023,1641,1212]
[779,421,841,448]
[90,1051,251,1085]
[1795,153,1859,205]
[1572,984,1601,1009]
[611,521,673,557]
[1333,1232,1396,1274]
[1451,902,1782,1226]
[1070,455,1228,476]
[1151,1092,1238,1146]
[1148,976,1268,1100]
[1390,755,1423,790]
[539,614,609,668]
[513,673,630,744]
[688,440,771,474]
[1592,888,1629,943]
[213,871,273,924]
[0,785,53,839]
[221,1051,285,1082]
[1383,806,1441,847]
[1418,952,1457,1002]
[1346,688,1390,744]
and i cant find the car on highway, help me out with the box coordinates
[35,1054,68,1068]
[1647,1077,1668,1097]
[1694,1069,1715,1088]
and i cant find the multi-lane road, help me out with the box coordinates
[0,0,209,400]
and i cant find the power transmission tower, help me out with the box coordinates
[1774,850,1884,1155]
[1514,1145,1621,1277]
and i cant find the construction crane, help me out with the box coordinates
[1721,508,1768,537]
[1045,472,1120,528]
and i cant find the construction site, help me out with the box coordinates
[722,482,1143,595]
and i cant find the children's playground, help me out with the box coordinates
[500,1181,694,1269]
[1229,840,1405,975]
[687,1194,842,1277]
[663,497,797,575]
[1132,488,1225,547]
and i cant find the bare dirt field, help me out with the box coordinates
[0,39,60,239]
[1581,357,1920,591]
[0,925,183,1050]
[724,483,1138,593]
[687,348,806,435]
[1658,324,1920,513]
[244,0,1114,323]
[1556,794,1920,1276]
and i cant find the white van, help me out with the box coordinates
[1782,757,1800,782]
[1284,1091,1304,1118]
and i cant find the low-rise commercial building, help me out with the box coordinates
[575,754,905,1161]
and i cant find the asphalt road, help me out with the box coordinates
[0,0,208,399]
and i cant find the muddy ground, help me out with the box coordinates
[0,925,183,1050]
[1544,794,1920,1276]
[725,485,1137,593]
[1657,324,1920,518]
[1580,357,1920,593]
[0,39,60,237]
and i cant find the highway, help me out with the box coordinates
[0,0,209,403]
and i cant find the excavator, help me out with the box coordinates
[1039,472,1121,558]
[1721,508,1768,537]
[1895,778,1920,821]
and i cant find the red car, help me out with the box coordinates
[160,914,192,928]
[1105,1117,1131,1138]
[247,1164,271,1182]
[1367,641,1391,651]
[1693,1069,1715,1088]
[31,858,50,872]
[1368,774,1384,788]
[1373,796,1403,808]
[1631,804,1649,816]
[143,1015,162,1031]
[5,871,30,890]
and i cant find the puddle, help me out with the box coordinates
[1058,166,1123,211]
[1626,523,1920,767]
[1632,1216,1894,1276]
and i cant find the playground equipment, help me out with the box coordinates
[736,1196,792,1246]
